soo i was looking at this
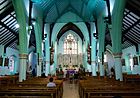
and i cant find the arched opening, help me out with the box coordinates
[57,31,83,71]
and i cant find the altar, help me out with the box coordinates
[57,53,83,69]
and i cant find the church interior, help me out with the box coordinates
[0,0,140,98]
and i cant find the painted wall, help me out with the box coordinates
[106,45,140,75]
[122,45,140,74]
[0,45,19,76]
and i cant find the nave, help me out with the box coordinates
[1,74,140,98]
[62,80,79,98]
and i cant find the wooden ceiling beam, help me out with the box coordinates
[0,21,18,36]
[5,36,18,47]
[0,5,14,20]
[122,19,140,36]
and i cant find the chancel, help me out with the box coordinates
[0,0,140,98]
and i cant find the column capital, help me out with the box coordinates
[39,58,42,62]
[19,54,28,59]
[113,53,122,58]
[91,61,96,65]
[45,61,49,64]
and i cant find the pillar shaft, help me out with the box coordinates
[19,54,28,82]
[113,53,123,81]
[45,61,50,76]
[97,15,106,76]
[111,0,127,81]
[12,0,28,53]
[111,0,126,53]
[34,17,43,76]
[12,0,28,82]
[53,42,57,74]
[45,38,50,76]
[37,58,42,76]
[91,23,97,76]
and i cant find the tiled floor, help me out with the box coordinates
[63,81,79,98]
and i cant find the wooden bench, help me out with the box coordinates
[124,74,140,83]
[0,75,18,85]
[79,77,140,98]
[0,88,56,98]
[90,96,140,98]
[0,78,63,98]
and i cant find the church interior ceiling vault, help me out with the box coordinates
[0,0,140,50]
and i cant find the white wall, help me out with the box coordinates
[106,45,140,75]
[122,46,137,58]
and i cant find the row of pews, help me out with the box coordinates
[123,74,140,83]
[0,76,63,98]
[0,75,18,85]
[79,76,140,98]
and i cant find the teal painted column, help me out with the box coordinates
[2,53,6,67]
[53,41,57,74]
[82,41,87,69]
[97,15,106,76]
[91,23,97,76]
[91,38,97,76]
[12,0,28,82]
[34,17,43,77]
[13,57,18,74]
[85,43,88,70]
[113,53,123,80]
[45,38,50,76]
[111,0,126,81]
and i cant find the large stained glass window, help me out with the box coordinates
[64,34,77,54]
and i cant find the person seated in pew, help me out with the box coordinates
[47,77,56,87]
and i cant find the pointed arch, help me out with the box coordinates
[57,22,84,41]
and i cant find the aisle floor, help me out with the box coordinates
[62,81,79,98]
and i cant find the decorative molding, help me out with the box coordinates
[46,61,49,64]
[39,58,42,62]
[19,54,28,59]
[113,53,122,58]
[91,61,96,65]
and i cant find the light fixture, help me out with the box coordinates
[15,24,20,28]
[31,18,36,25]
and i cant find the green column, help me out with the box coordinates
[111,0,127,81]
[45,38,50,76]
[97,15,106,76]
[54,41,57,74]
[12,0,28,82]
[34,17,43,76]
[91,23,97,76]
[82,41,87,69]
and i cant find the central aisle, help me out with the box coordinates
[62,81,79,98]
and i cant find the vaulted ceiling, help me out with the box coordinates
[0,0,140,51]
[33,0,104,23]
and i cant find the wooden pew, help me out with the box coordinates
[90,96,140,98]
[124,74,140,83]
[0,75,18,85]
[79,76,140,98]
[0,77,63,98]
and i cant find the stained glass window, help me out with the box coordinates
[64,34,77,54]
